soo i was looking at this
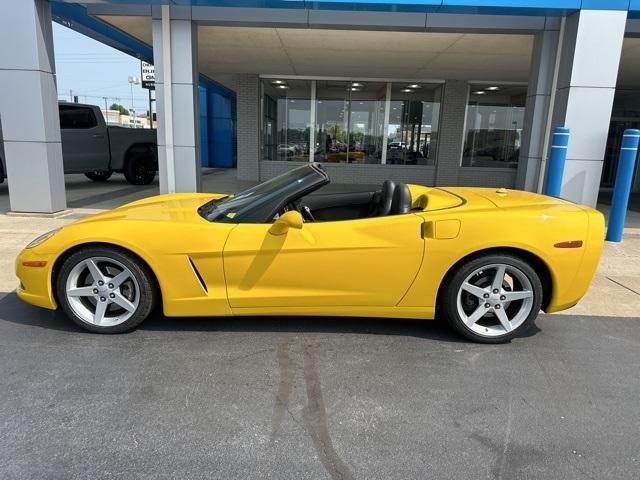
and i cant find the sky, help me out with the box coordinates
[53,23,151,115]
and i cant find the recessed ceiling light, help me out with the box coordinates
[276,85,289,89]
[473,91,487,95]
[351,82,364,87]
[401,88,414,93]
[350,87,361,92]
[271,80,286,85]
[485,86,500,91]
[407,84,421,89]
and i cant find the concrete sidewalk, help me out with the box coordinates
[1,169,639,317]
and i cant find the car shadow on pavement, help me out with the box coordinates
[0,292,541,343]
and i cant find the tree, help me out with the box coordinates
[109,103,129,115]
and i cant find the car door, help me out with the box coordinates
[223,214,425,308]
[59,105,110,172]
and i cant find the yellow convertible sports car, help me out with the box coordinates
[16,163,604,343]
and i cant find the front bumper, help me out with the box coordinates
[15,248,58,310]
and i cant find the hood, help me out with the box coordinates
[74,193,226,225]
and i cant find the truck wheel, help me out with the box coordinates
[124,153,156,185]
[85,170,113,182]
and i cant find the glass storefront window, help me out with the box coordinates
[314,80,350,163]
[314,81,387,164]
[387,83,442,166]
[462,85,527,168]
[261,77,443,166]
[262,79,311,162]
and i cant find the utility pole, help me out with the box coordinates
[103,97,109,124]
[128,76,141,128]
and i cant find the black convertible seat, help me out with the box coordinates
[373,179,396,217]
[390,182,412,214]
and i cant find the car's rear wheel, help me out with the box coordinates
[441,254,543,344]
[85,170,113,182]
[124,153,156,185]
[56,247,156,333]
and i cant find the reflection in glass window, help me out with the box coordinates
[313,81,386,164]
[314,81,350,163]
[462,85,527,168]
[262,79,311,162]
[261,78,444,167]
[387,83,442,166]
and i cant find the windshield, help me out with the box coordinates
[199,164,328,223]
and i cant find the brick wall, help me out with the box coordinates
[236,74,260,181]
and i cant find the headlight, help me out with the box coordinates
[26,228,61,249]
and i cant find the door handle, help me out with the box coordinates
[92,134,105,139]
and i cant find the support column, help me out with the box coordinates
[435,80,468,186]
[0,0,66,213]
[152,6,200,194]
[236,74,260,181]
[516,26,559,192]
[550,10,626,207]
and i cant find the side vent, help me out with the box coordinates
[188,257,208,293]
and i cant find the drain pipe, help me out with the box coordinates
[537,16,566,193]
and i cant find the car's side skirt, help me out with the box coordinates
[227,306,436,320]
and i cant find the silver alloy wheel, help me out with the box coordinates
[64,256,140,327]
[456,263,534,337]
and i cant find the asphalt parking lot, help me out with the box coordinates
[1,293,638,480]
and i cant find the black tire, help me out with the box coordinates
[441,254,543,344]
[55,246,156,334]
[124,152,156,185]
[85,170,113,182]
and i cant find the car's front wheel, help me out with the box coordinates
[56,247,156,333]
[441,254,543,344]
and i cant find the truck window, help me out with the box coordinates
[59,106,98,129]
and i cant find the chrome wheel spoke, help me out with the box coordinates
[93,300,108,325]
[111,292,136,312]
[465,305,489,327]
[67,286,95,297]
[86,258,106,284]
[461,282,488,299]
[110,270,131,289]
[502,290,533,302]
[491,265,506,292]
[494,307,513,332]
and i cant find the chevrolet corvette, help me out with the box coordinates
[16,163,604,343]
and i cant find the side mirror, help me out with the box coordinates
[269,210,303,236]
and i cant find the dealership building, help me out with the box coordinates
[2,0,640,213]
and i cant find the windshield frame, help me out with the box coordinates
[198,163,329,224]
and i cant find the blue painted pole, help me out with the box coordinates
[606,129,640,243]
[543,127,570,198]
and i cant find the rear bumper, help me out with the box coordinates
[545,207,605,313]
[15,249,57,310]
